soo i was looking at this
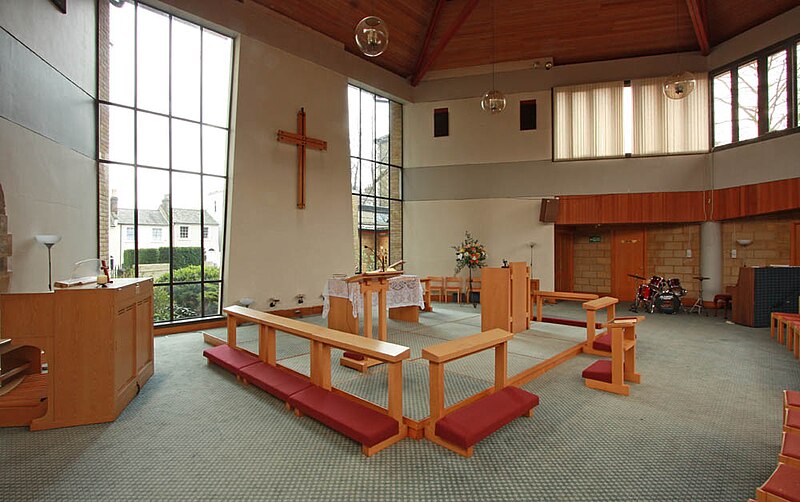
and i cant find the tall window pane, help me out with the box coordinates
[767,50,788,132]
[99,1,233,324]
[737,60,759,141]
[348,86,402,273]
[713,71,733,146]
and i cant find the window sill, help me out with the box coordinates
[712,126,800,153]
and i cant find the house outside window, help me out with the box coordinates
[203,226,209,239]
[126,227,135,241]
[152,227,162,242]
[179,226,189,239]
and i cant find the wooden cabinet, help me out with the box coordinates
[0,278,154,430]
[481,262,530,334]
[730,266,800,328]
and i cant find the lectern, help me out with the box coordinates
[337,271,402,371]
[481,262,531,333]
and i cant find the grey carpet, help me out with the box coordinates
[1,301,797,501]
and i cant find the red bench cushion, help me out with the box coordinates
[343,351,365,361]
[435,386,539,450]
[762,463,800,502]
[784,433,800,460]
[203,344,259,374]
[239,362,312,401]
[288,386,398,447]
[787,390,800,408]
[788,409,800,430]
[582,359,612,383]
[541,317,603,329]
[593,333,612,352]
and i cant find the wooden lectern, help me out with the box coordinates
[337,271,402,372]
[481,262,531,334]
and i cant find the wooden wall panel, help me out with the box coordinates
[557,178,800,225]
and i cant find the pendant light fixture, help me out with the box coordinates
[355,4,388,58]
[662,0,695,100]
[481,0,506,114]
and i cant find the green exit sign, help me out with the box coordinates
[589,236,602,243]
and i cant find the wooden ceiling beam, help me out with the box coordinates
[410,0,479,87]
[685,0,710,55]
[410,0,446,81]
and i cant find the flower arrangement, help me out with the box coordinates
[453,231,487,273]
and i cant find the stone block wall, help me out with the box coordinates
[646,224,701,298]
[572,228,611,294]
[721,210,800,287]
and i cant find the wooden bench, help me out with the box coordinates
[0,343,47,428]
[771,313,800,347]
[531,290,599,322]
[582,296,620,356]
[422,328,539,457]
[206,306,411,456]
[581,318,641,396]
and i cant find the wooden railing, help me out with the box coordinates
[531,290,599,322]
[222,306,410,422]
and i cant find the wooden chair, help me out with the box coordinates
[444,276,463,303]
[427,276,445,302]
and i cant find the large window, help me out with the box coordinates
[347,86,402,273]
[99,1,233,323]
[712,35,799,147]
[554,77,708,160]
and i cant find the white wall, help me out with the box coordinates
[403,198,554,290]
[405,91,551,168]
[0,0,97,293]
[222,35,353,311]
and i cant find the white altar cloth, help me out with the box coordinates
[322,274,425,318]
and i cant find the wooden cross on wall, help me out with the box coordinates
[277,108,327,209]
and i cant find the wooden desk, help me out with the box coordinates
[481,263,530,334]
[0,278,154,430]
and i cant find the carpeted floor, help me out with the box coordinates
[2,301,797,501]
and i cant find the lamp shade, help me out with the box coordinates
[663,71,696,100]
[481,89,507,114]
[35,234,62,246]
[355,16,388,57]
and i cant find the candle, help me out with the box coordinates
[97,275,108,285]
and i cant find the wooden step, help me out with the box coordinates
[0,373,48,427]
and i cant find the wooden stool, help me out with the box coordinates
[713,294,732,319]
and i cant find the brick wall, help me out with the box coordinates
[97,1,111,263]
[572,228,611,294]
[721,210,800,287]
[0,184,10,293]
[646,224,701,298]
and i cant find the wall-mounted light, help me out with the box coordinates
[736,239,753,247]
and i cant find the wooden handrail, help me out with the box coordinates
[223,306,409,363]
[533,291,599,301]
[422,329,513,364]
[582,296,619,311]
[531,290,600,322]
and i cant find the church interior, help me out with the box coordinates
[2,0,800,500]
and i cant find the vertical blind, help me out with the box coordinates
[554,77,709,160]
[631,75,708,155]
[554,82,624,160]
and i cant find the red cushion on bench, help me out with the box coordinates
[787,390,800,408]
[582,359,612,383]
[762,463,800,502]
[203,344,260,374]
[593,333,612,352]
[784,433,800,460]
[288,386,398,447]
[435,386,539,450]
[788,409,800,430]
[343,351,365,361]
[239,362,312,401]
[540,317,603,329]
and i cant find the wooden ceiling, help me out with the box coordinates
[251,0,799,84]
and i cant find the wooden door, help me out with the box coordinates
[611,228,646,301]
[792,222,800,266]
[554,227,574,292]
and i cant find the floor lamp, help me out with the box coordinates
[36,234,62,291]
